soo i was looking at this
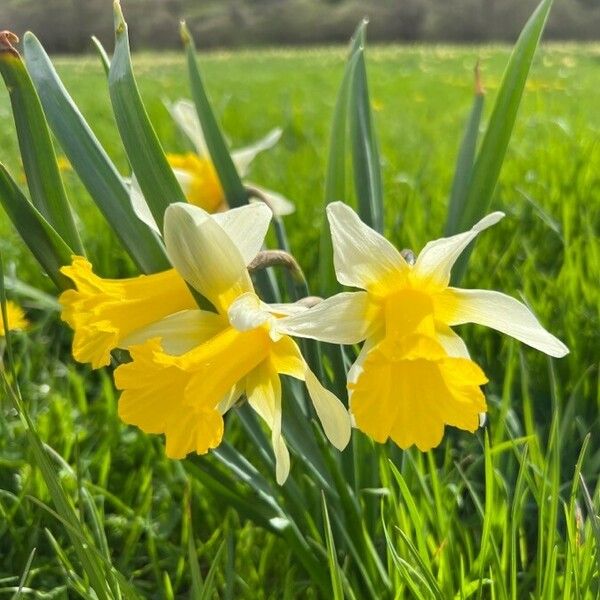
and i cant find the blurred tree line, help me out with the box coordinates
[4,0,600,52]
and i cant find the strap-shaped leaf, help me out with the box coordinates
[0,164,73,290]
[444,63,485,237]
[180,23,248,209]
[91,35,111,76]
[0,31,84,254]
[319,27,363,297]
[348,23,383,234]
[452,0,554,282]
[23,32,170,274]
[108,2,186,234]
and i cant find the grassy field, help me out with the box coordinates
[0,44,599,598]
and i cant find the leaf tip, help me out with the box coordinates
[113,0,126,34]
[0,31,20,57]
[474,60,485,96]
[179,20,192,46]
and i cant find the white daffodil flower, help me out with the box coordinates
[130,100,294,235]
[277,202,568,451]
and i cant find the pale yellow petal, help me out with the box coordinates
[231,128,282,176]
[327,202,408,294]
[163,203,253,313]
[414,212,504,287]
[167,99,208,156]
[435,287,569,358]
[246,360,290,485]
[305,368,351,450]
[276,291,380,344]
[435,323,470,359]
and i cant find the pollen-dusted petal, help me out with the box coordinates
[327,202,408,294]
[305,368,351,450]
[59,256,197,368]
[168,153,225,213]
[349,335,488,451]
[212,203,273,265]
[231,127,282,176]
[167,99,208,157]
[115,338,227,458]
[246,360,290,485]
[277,291,380,344]
[0,301,28,336]
[121,309,226,356]
[414,212,504,287]
[435,287,569,358]
[164,204,253,314]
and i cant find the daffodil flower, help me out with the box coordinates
[130,100,294,234]
[278,202,568,451]
[60,202,349,483]
[0,300,28,336]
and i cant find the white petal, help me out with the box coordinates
[327,202,407,292]
[276,291,377,344]
[273,433,291,486]
[248,186,295,216]
[164,203,253,313]
[435,323,471,359]
[167,99,208,157]
[232,128,282,177]
[121,309,225,355]
[129,175,160,234]
[305,369,351,451]
[444,288,569,358]
[212,203,272,265]
[228,292,271,332]
[415,212,505,286]
[347,335,379,390]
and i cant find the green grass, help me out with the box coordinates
[0,44,599,598]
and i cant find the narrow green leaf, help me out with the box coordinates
[91,35,111,76]
[348,23,383,233]
[0,32,83,254]
[321,494,344,600]
[444,62,485,236]
[319,38,362,297]
[199,540,225,600]
[0,164,73,290]
[108,1,186,233]
[0,257,111,600]
[579,475,600,581]
[180,22,248,209]
[452,0,554,281]
[23,32,170,274]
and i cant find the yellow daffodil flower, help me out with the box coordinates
[60,202,349,483]
[0,301,28,336]
[130,100,294,234]
[278,202,568,451]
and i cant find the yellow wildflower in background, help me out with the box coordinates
[130,100,294,233]
[0,301,28,336]
[279,202,568,450]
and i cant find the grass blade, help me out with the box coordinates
[180,22,248,209]
[108,1,186,233]
[322,494,344,600]
[452,0,554,281]
[444,62,485,236]
[0,32,83,254]
[348,23,383,234]
[0,164,73,290]
[23,32,170,274]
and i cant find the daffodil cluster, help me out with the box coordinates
[59,198,567,482]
